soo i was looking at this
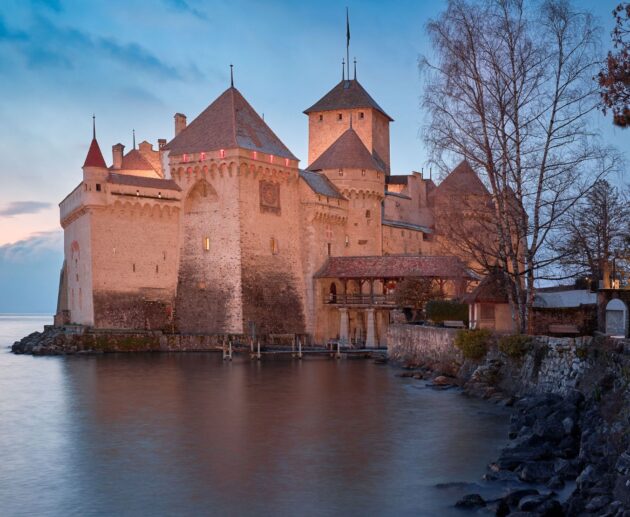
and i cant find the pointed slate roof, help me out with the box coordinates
[163,87,297,160]
[304,79,393,121]
[306,128,384,173]
[434,160,490,197]
[83,138,107,168]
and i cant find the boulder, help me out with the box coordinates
[454,493,486,509]
[502,488,539,507]
[518,461,556,483]
[584,495,611,512]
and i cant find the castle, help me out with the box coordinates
[55,69,489,346]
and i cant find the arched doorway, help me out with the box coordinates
[606,299,628,337]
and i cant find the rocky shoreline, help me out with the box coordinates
[398,341,630,516]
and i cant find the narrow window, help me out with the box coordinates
[319,114,323,122]
[365,210,371,219]
[270,237,279,255]
[203,237,210,251]
[96,183,101,192]
[158,192,162,199]
[327,243,332,256]
[133,263,136,272]
[345,235,350,247]
[136,190,140,196]
[155,265,159,274]
[337,113,342,121]
[359,112,364,119]
[361,169,366,176]
[220,149,225,159]
[338,168,343,176]
[163,251,166,261]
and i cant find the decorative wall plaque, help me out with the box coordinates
[259,181,280,214]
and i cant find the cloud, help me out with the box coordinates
[162,0,208,21]
[0,231,62,313]
[0,14,203,80]
[0,201,53,217]
[0,230,62,262]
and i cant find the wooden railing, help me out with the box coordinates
[326,294,397,306]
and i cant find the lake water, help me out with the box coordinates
[0,315,509,516]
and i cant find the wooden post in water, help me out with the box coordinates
[256,340,261,360]
[292,335,296,358]
[298,336,303,359]
[336,341,341,360]
[228,339,233,361]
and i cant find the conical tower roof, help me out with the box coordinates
[306,128,384,172]
[304,79,393,121]
[434,160,489,196]
[164,87,297,160]
[83,138,107,168]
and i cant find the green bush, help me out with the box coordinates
[498,334,532,359]
[454,329,493,360]
[426,299,469,324]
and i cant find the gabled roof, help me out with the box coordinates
[463,269,510,304]
[163,87,297,160]
[107,173,181,191]
[315,255,472,279]
[117,149,155,171]
[299,170,345,200]
[434,160,490,197]
[304,79,393,121]
[306,128,384,173]
[83,138,107,168]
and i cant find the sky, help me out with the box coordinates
[0,0,627,313]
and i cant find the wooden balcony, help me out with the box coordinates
[325,294,397,307]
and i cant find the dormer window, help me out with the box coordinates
[337,113,343,121]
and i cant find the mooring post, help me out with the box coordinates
[292,335,296,358]
[250,336,254,354]
[222,338,227,360]
[257,340,261,360]
[228,339,233,361]
[298,336,303,359]
[336,341,341,360]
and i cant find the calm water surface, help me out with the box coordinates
[0,315,509,516]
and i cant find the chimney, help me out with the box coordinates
[158,138,167,150]
[174,113,187,136]
[138,141,153,154]
[112,143,125,169]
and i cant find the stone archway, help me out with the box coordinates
[605,299,628,337]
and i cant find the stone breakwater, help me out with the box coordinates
[389,325,630,516]
[11,326,228,355]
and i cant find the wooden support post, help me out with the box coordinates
[336,340,341,360]
[298,337,303,359]
[257,340,261,360]
[228,340,233,361]
[292,335,296,358]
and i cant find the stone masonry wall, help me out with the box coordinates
[387,324,462,366]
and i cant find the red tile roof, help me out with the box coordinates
[118,149,155,171]
[83,138,107,168]
[107,173,181,191]
[163,87,297,160]
[463,269,510,304]
[306,128,384,173]
[304,79,393,121]
[315,255,472,279]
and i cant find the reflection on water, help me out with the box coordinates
[0,316,508,516]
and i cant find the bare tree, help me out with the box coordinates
[553,179,630,286]
[421,0,619,332]
[598,3,630,127]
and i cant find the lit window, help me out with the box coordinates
[345,235,349,247]
[203,237,210,251]
[253,151,258,159]
[136,190,140,196]
[200,152,206,161]
[183,154,188,163]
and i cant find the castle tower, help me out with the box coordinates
[304,78,393,173]
[306,126,385,256]
[162,84,306,335]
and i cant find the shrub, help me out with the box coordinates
[498,334,533,359]
[426,299,469,324]
[454,329,493,360]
